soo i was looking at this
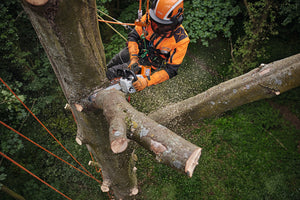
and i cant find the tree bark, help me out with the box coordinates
[21,0,202,199]
[149,54,300,126]
[90,89,202,177]
[21,0,137,199]
[21,0,300,199]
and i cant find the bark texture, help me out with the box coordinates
[25,0,48,6]
[21,0,300,199]
[22,0,137,199]
[149,54,300,126]
[91,89,202,177]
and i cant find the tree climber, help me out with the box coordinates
[106,0,190,92]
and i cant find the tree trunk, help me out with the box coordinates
[149,54,300,126]
[21,0,137,199]
[21,0,202,199]
[21,0,300,199]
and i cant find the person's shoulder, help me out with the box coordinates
[173,25,189,43]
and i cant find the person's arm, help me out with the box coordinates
[133,70,169,91]
[127,29,140,68]
[165,33,190,78]
[133,37,190,91]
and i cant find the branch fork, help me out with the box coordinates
[92,89,202,177]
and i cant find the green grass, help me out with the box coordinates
[135,96,300,200]
[131,36,300,199]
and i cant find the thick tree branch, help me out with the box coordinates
[149,54,300,126]
[91,89,202,177]
[22,0,300,198]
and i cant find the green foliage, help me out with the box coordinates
[96,0,111,15]
[0,0,30,126]
[0,2,30,71]
[118,2,138,23]
[96,0,113,4]
[0,1,90,199]
[0,128,24,155]
[230,0,279,76]
[0,167,7,189]
[183,0,240,45]
[2,107,108,200]
[0,1,60,171]
[279,0,300,30]
[103,31,127,61]
[1,85,26,120]
[0,0,59,119]
[101,2,138,61]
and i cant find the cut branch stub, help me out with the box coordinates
[185,148,202,177]
[109,117,128,153]
[101,179,111,193]
[88,161,101,168]
[75,137,82,145]
[99,90,129,153]
[93,89,202,177]
[76,132,87,145]
[25,0,49,6]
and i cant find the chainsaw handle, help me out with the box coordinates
[127,69,138,82]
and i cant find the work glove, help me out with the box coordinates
[133,76,148,91]
[128,56,138,68]
[130,62,141,74]
[133,70,170,92]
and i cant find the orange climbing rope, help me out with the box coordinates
[0,151,72,200]
[1,78,115,199]
[0,78,91,177]
[88,152,114,199]
[89,151,100,172]
[0,120,102,185]
[97,0,150,28]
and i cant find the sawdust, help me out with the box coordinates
[129,52,218,114]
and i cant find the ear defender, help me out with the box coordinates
[171,8,184,27]
[151,0,158,10]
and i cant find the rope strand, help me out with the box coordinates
[0,78,92,177]
[97,15,128,41]
[0,151,72,200]
[0,121,102,185]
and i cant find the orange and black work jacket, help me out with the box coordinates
[128,15,190,79]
